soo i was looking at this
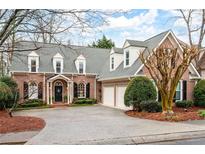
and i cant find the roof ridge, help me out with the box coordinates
[144,30,170,42]
[17,40,110,52]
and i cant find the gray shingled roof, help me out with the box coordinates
[10,30,171,80]
[10,41,110,74]
[98,30,170,80]
[112,47,123,54]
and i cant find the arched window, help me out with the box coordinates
[38,82,43,99]
[23,82,28,99]
[78,83,85,98]
[28,81,38,99]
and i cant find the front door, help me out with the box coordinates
[55,86,62,102]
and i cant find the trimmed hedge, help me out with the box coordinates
[124,76,157,111]
[74,98,97,104]
[18,99,45,108]
[193,80,205,107]
[140,100,162,113]
[175,100,193,108]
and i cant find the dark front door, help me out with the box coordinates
[55,86,62,102]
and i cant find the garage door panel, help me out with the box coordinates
[116,85,131,110]
[102,86,114,107]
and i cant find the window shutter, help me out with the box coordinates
[23,82,28,99]
[86,83,90,98]
[158,91,161,102]
[182,80,187,100]
[74,82,78,98]
[38,82,43,99]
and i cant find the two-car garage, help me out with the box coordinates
[102,83,131,110]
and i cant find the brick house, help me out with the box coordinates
[9,30,201,110]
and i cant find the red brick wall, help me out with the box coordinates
[72,75,96,99]
[12,72,97,103]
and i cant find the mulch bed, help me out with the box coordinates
[0,111,45,134]
[125,106,205,122]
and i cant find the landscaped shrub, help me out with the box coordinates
[124,76,157,111]
[198,110,205,117]
[194,80,205,107]
[0,76,19,110]
[140,100,162,112]
[175,100,193,108]
[19,99,45,108]
[0,81,13,110]
[74,98,97,104]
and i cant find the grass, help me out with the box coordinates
[14,105,51,111]
[198,110,205,117]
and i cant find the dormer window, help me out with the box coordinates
[31,59,37,72]
[79,62,84,73]
[56,61,61,73]
[125,50,129,66]
[53,53,63,74]
[111,57,114,70]
[28,51,39,73]
[75,55,86,74]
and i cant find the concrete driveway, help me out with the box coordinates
[14,105,205,144]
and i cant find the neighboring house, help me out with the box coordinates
[9,30,201,110]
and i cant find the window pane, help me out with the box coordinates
[56,62,61,73]
[78,83,85,98]
[79,62,84,73]
[31,60,36,72]
[126,51,129,65]
[111,57,114,69]
[175,82,181,100]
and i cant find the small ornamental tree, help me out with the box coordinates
[124,76,157,111]
[193,80,205,107]
[139,44,198,114]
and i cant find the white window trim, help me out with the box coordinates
[77,83,86,98]
[124,50,130,68]
[75,55,86,74]
[55,60,63,74]
[175,80,183,101]
[110,56,115,71]
[28,56,39,73]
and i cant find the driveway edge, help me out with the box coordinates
[0,131,40,145]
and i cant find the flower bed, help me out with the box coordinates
[125,106,205,122]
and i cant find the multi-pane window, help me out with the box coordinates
[175,82,181,101]
[78,83,85,98]
[111,57,114,69]
[56,61,61,73]
[31,60,36,72]
[28,82,38,99]
[79,62,84,73]
[125,51,129,66]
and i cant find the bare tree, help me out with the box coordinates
[139,44,198,114]
[178,9,205,71]
[0,9,120,75]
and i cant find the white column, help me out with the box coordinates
[46,82,49,104]
[43,73,46,101]
[50,82,53,104]
[70,82,73,103]
[67,82,69,104]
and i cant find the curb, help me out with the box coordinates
[68,130,205,145]
[0,131,40,145]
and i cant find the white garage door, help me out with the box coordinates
[116,85,131,110]
[102,86,114,107]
